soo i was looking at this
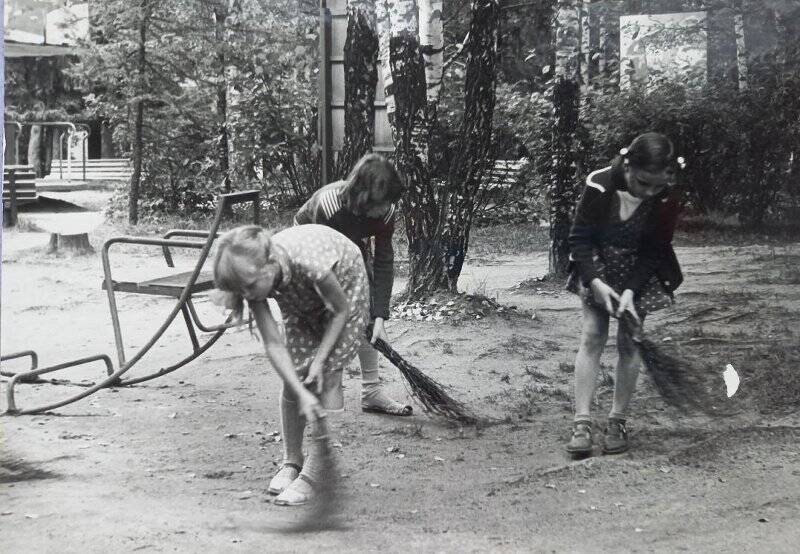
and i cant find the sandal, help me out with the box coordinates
[361,385,413,416]
[565,420,594,457]
[267,463,301,495]
[274,474,315,506]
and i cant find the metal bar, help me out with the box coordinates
[0,350,39,377]
[5,191,260,415]
[59,131,64,179]
[181,305,200,351]
[319,0,333,185]
[161,230,219,268]
[186,299,249,333]
[5,354,114,413]
[82,135,87,181]
[101,237,208,366]
[114,327,227,387]
[67,129,73,182]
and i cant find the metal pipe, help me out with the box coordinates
[4,190,260,415]
[0,350,39,377]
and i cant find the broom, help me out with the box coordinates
[619,310,723,415]
[371,337,481,424]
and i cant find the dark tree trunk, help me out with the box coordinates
[549,0,582,277]
[214,3,231,192]
[549,77,580,277]
[129,0,150,225]
[441,0,501,291]
[336,1,379,179]
[384,19,440,297]
[101,121,115,158]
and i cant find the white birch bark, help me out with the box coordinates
[419,0,444,107]
[376,0,395,120]
[733,1,747,91]
[580,1,591,96]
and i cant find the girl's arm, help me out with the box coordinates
[249,300,323,419]
[305,271,350,393]
[371,227,394,320]
[568,183,611,287]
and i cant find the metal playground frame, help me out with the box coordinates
[2,190,261,415]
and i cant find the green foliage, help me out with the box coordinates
[68,0,320,220]
[495,56,800,228]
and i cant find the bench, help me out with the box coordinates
[3,166,38,226]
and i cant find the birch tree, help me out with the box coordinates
[733,0,747,91]
[337,0,379,178]
[549,0,582,276]
[440,0,500,291]
[375,0,500,297]
[377,0,441,294]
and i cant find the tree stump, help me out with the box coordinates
[48,233,95,255]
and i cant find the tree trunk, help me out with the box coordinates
[580,1,591,97]
[441,0,500,291]
[101,120,115,158]
[336,0,379,179]
[733,0,748,91]
[48,233,95,255]
[129,0,150,225]
[549,0,582,277]
[214,2,231,192]
[28,125,44,177]
[377,0,442,297]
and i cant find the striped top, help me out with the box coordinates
[294,181,397,319]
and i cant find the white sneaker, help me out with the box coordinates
[267,463,301,495]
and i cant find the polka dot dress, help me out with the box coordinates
[268,224,370,375]
[567,192,673,316]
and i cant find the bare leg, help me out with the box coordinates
[573,304,610,421]
[269,385,305,496]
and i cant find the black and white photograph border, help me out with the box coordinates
[2,0,800,552]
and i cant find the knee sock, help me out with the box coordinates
[358,340,382,393]
[280,386,306,467]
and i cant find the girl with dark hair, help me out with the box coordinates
[565,132,684,457]
[213,224,370,506]
[294,153,412,417]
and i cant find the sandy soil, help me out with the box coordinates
[2,225,800,553]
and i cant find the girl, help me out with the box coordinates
[294,153,412,417]
[565,132,683,457]
[213,224,370,505]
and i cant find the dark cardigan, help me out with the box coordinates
[568,167,683,293]
[294,181,396,320]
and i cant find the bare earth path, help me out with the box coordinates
[2,228,800,553]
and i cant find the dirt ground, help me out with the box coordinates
[2,223,800,553]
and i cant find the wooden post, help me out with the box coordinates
[319,0,334,186]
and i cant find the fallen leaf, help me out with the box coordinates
[369,483,381,488]
[434,456,445,462]
[544,483,556,489]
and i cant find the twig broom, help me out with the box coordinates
[621,311,723,415]
[372,337,481,424]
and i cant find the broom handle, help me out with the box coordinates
[609,298,645,341]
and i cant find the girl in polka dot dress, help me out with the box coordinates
[213,224,370,506]
[294,153,412,417]
[565,132,684,457]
